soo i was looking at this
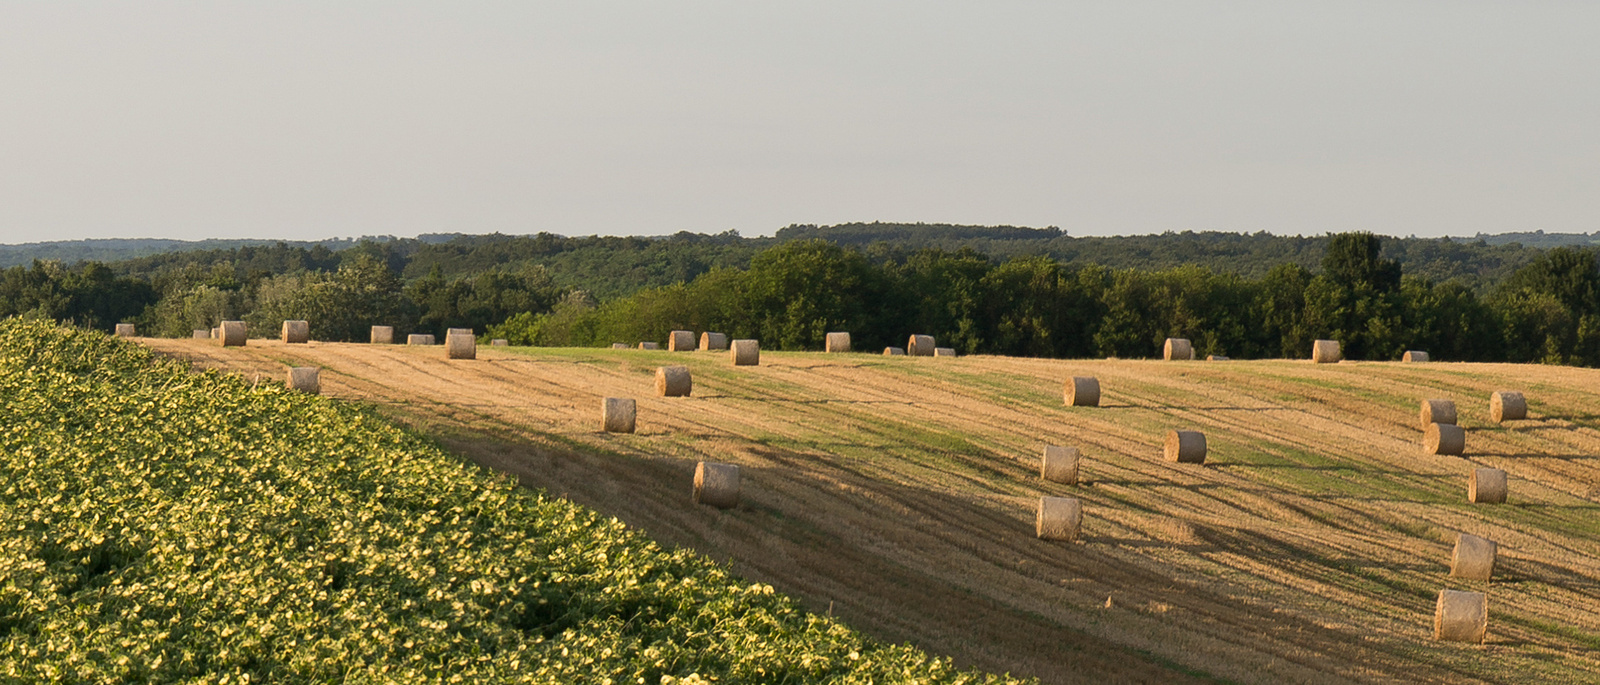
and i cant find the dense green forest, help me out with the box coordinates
[11,226,1599,277]
[5,225,1600,365]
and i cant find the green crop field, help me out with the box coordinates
[0,319,1020,684]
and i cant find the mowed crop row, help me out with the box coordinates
[144,336,1600,684]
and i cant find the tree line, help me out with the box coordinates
[4,231,1600,365]
[489,233,1600,365]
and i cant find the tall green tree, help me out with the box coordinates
[1302,232,1405,360]
[895,249,993,353]
[739,240,891,350]
[1490,248,1600,364]
[980,257,1098,358]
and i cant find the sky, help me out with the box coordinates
[1,2,1597,243]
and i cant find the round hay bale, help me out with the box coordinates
[1420,399,1457,430]
[699,332,729,351]
[210,327,219,340]
[693,462,740,509]
[1469,468,1507,504]
[1206,355,1229,361]
[1163,338,1193,361]
[1403,350,1430,362]
[1312,339,1342,363]
[219,321,247,347]
[407,333,435,345]
[114,323,136,338]
[370,326,394,344]
[639,342,661,350]
[907,334,935,357]
[1041,445,1080,485]
[1434,590,1488,643]
[1036,496,1082,541]
[611,342,629,349]
[1063,376,1100,407]
[1490,391,1527,422]
[192,329,210,339]
[491,338,509,347]
[825,332,851,353]
[1424,423,1465,455]
[281,320,310,344]
[1451,533,1496,581]
[656,365,692,397]
[668,330,696,351]
[884,347,906,356]
[287,367,320,394]
[1164,430,1207,464]
[933,347,956,357]
[446,331,477,360]
[731,339,760,366]
[601,397,636,433]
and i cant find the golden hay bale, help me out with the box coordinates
[1469,468,1507,504]
[448,327,473,336]
[1434,590,1487,643]
[1164,430,1207,464]
[446,331,476,360]
[210,327,219,339]
[601,397,636,433]
[933,347,956,357]
[1041,445,1080,485]
[699,332,729,351]
[1063,376,1100,407]
[1420,399,1457,430]
[114,323,136,338]
[1036,496,1082,541]
[825,332,851,353]
[1312,339,1341,363]
[694,462,740,509]
[1424,423,1465,456]
[192,329,209,339]
[612,342,629,349]
[281,320,310,343]
[884,347,906,356]
[731,339,760,366]
[491,339,509,347]
[1451,533,1496,581]
[1206,355,1229,361]
[1490,391,1526,422]
[907,334,935,357]
[1404,350,1430,362]
[287,367,320,394]
[1163,338,1193,361]
[370,326,394,344]
[407,333,435,345]
[219,321,247,347]
[639,342,661,350]
[668,330,696,351]
[656,366,692,397]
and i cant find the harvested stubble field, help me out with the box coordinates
[144,337,1600,684]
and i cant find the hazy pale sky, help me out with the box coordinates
[1,2,1597,243]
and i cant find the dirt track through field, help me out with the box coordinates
[143,338,1600,684]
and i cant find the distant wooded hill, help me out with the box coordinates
[8,223,1591,296]
[0,234,461,269]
